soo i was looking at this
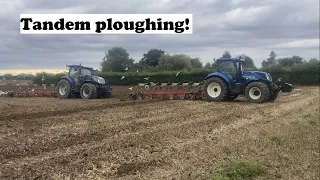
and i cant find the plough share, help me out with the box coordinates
[128,82,205,100]
[3,84,56,97]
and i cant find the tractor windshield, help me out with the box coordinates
[216,60,237,80]
[80,69,92,76]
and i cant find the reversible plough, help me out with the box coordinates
[1,84,56,97]
[128,82,205,100]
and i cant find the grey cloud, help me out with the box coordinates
[0,0,319,71]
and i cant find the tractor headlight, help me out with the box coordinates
[98,77,105,84]
[92,76,105,84]
[266,73,272,81]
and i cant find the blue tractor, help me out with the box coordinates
[202,57,293,103]
[55,65,112,99]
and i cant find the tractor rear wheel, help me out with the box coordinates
[203,77,229,101]
[245,82,270,103]
[80,83,97,99]
[56,79,72,99]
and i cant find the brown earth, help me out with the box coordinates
[0,86,319,180]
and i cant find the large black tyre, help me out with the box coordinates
[55,79,72,99]
[80,83,97,99]
[268,91,279,101]
[203,77,229,101]
[245,81,270,103]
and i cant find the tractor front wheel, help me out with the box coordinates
[203,77,229,101]
[80,83,97,99]
[245,82,269,103]
[56,79,72,99]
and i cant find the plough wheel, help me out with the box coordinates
[177,94,185,99]
[143,95,152,100]
[167,94,174,100]
[129,93,137,100]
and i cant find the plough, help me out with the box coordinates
[0,84,56,97]
[14,88,56,97]
[128,82,205,100]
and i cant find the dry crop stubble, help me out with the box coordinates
[0,86,319,179]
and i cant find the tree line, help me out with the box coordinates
[100,47,258,72]
[0,47,319,85]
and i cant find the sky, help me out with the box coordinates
[0,0,319,75]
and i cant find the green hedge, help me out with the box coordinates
[260,61,320,85]
[32,62,319,86]
[33,69,214,85]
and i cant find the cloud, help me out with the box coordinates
[0,0,319,72]
[274,39,319,48]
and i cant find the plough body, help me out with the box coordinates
[129,82,204,100]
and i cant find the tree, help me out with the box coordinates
[262,51,278,67]
[204,62,211,69]
[3,74,13,80]
[157,54,193,71]
[269,51,277,60]
[309,57,319,63]
[100,46,134,72]
[222,50,232,58]
[236,54,256,69]
[26,74,35,80]
[16,73,27,80]
[190,58,202,68]
[139,48,165,67]
[278,56,303,67]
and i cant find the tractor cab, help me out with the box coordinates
[214,58,244,84]
[68,65,96,85]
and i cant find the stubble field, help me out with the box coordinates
[0,86,319,179]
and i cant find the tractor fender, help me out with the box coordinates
[204,72,231,84]
[82,79,97,85]
[244,79,275,94]
[244,79,270,87]
[60,76,75,85]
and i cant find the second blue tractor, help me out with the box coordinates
[55,65,112,99]
[202,57,293,103]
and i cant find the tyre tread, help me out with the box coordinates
[203,77,229,101]
[80,83,97,99]
[245,81,269,103]
[56,79,72,99]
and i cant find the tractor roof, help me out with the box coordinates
[67,65,94,70]
[217,58,245,62]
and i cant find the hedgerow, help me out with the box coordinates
[31,62,319,85]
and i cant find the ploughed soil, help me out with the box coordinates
[0,86,319,179]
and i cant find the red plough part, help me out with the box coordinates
[15,89,56,97]
[6,84,56,97]
[128,82,204,100]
